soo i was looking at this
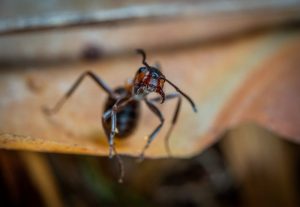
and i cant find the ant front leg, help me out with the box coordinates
[149,93,182,157]
[102,107,125,183]
[102,97,133,158]
[102,97,131,184]
[139,99,165,162]
[102,97,134,183]
[102,109,114,157]
[44,71,116,115]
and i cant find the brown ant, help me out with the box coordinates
[44,49,197,182]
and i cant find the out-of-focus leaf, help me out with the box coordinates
[0,29,300,158]
[21,152,64,207]
[1,0,300,62]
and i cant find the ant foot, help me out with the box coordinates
[108,147,114,159]
[136,153,145,163]
[118,178,123,183]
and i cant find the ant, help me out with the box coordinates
[44,49,197,182]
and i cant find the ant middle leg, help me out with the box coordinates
[139,99,165,161]
[44,71,115,115]
[149,93,182,157]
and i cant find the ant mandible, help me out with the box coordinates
[44,49,197,182]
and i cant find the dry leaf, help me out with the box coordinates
[0,29,300,158]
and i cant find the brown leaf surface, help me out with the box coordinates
[0,29,300,158]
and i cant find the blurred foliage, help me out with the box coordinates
[0,143,239,206]
[1,124,300,206]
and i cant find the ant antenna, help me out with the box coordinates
[163,78,197,112]
[136,49,151,68]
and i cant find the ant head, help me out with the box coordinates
[133,50,165,103]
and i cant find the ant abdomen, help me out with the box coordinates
[103,87,140,138]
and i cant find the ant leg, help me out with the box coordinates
[110,144,125,183]
[149,93,182,157]
[44,71,115,115]
[139,99,165,161]
[102,97,133,182]
[102,97,133,158]
[102,109,114,157]
[148,93,178,103]
[101,111,124,183]
[102,108,125,182]
[164,95,181,157]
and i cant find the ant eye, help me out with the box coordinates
[152,73,159,78]
[138,67,147,73]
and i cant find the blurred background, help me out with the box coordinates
[1,0,300,206]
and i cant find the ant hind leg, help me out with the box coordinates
[44,71,115,115]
